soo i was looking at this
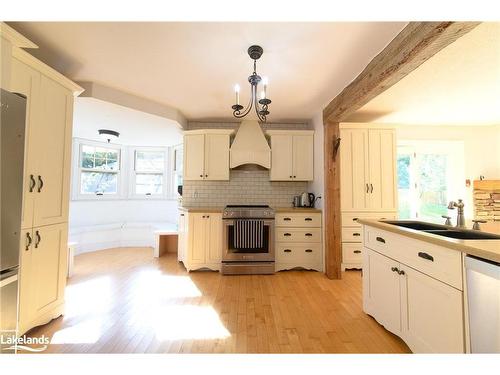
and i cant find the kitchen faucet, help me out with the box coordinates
[447,199,466,228]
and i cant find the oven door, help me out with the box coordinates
[222,219,275,262]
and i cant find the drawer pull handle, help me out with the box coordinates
[284,249,292,253]
[353,233,361,236]
[284,233,292,237]
[284,217,291,221]
[305,233,313,237]
[418,252,434,262]
[376,236,386,243]
[352,218,358,222]
[305,218,313,221]
[305,249,313,253]
[353,250,361,254]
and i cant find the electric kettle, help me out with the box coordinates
[299,192,316,207]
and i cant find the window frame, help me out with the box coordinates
[397,140,465,222]
[129,146,169,199]
[73,139,125,201]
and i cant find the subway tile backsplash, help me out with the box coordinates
[182,121,311,208]
[182,169,308,208]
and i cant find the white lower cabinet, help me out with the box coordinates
[275,212,322,272]
[18,223,68,335]
[362,227,465,353]
[179,211,222,271]
[404,266,464,353]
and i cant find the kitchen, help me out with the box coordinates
[0,15,499,366]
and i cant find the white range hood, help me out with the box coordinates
[230,120,271,169]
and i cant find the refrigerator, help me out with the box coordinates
[0,88,27,351]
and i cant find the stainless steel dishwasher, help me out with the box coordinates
[465,255,500,353]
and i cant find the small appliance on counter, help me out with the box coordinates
[296,192,321,208]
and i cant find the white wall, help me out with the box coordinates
[308,112,324,209]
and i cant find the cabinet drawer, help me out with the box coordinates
[276,228,321,243]
[342,243,363,264]
[275,213,321,228]
[342,227,363,242]
[342,212,396,228]
[364,226,397,255]
[276,243,322,264]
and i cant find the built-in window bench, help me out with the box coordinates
[69,221,177,255]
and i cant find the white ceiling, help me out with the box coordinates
[8,22,406,121]
[73,97,183,146]
[347,22,500,126]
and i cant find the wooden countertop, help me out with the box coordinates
[358,219,500,264]
[274,207,322,213]
[179,207,224,213]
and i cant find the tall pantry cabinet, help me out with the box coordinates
[339,123,398,270]
[1,23,83,335]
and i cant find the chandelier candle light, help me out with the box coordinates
[232,45,272,122]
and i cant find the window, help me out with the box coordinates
[72,139,180,200]
[397,141,465,223]
[132,149,166,197]
[79,144,120,196]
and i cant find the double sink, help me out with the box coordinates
[383,221,500,240]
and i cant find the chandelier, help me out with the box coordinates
[231,45,272,122]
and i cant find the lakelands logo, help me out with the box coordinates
[1,332,50,352]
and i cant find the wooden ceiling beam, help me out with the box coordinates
[323,22,480,123]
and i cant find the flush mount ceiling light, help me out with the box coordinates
[98,129,120,143]
[232,45,272,123]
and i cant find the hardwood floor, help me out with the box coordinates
[26,247,410,353]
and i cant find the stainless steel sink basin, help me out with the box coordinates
[422,230,500,240]
[382,220,445,231]
[382,220,500,240]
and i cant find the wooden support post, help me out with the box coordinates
[324,119,342,279]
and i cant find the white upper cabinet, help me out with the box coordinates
[267,130,314,181]
[183,133,205,180]
[340,125,397,211]
[10,54,76,228]
[183,130,232,181]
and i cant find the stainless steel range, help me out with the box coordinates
[221,205,275,275]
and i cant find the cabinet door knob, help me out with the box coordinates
[29,174,36,192]
[200,174,203,177]
[289,175,293,178]
[206,215,210,218]
[37,175,44,192]
[205,174,208,177]
[293,176,296,178]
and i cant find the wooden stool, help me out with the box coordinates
[153,230,178,258]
